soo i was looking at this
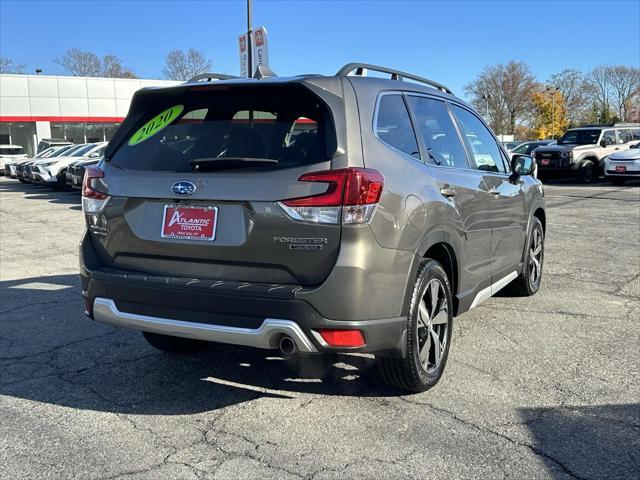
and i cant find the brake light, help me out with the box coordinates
[279,168,384,224]
[317,329,365,347]
[82,166,111,214]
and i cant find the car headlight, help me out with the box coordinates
[560,151,571,159]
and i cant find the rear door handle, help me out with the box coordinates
[440,186,456,198]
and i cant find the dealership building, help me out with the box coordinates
[0,74,179,156]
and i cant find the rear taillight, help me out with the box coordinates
[279,168,384,225]
[82,166,110,214]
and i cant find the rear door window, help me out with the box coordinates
[451,105,508,173]
[406,95,470,169]
[375,94,420,159]
[110,85,335,172]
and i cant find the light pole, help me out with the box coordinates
[482,93,491,120]
[546,85,558,139]
[246,0,253,78]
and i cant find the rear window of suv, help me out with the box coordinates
[109,85,335,172]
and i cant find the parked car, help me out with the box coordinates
[32,143,106,188]
[37,138,72,153]
[0,145,28,174]
[19,144,83,183]
[604,142,640,185]
[80,63,545,392]
[66,157,101,189]
[5,145,69,178]
[533,123,640,183]
[509,140,555,156]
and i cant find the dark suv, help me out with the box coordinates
[80,64,546,392]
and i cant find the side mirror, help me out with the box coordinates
[600,139,607,148]
[89,152,100,158]
[510,154,535,181]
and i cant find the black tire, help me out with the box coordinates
[610,177,626,186]
[578,161,597,184]
[377,259,453,393]
[509,217,544,296]
[142,331,208,353]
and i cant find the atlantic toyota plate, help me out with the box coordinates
[161,205,218,241]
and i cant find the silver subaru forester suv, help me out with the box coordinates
[80,63,545,392]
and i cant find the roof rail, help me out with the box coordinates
[336,63,453,94]
[187,72,240,83]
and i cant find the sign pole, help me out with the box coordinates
[247,0,253,78]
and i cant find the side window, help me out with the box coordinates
[406,95,470,169]
[632,129,640,141]
[375,94,420,159]
[619,129,633,143]
[602,130,617,146]
[451,105,507,173]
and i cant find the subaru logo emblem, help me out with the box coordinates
[171,181,196,196]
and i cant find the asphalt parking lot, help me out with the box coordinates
[1,176,639,480]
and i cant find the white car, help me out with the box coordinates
[0,145,28,174]
[32,142,107,188]
[604,142,640,185]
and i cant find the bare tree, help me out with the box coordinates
[0,56,26,74]
[102,54,137,79]
[54,49,137,78]
[162,48,212,81]
[465,61,537,134]
[607,65,640,121]
[549,69,591,126]
[55,49,102,76]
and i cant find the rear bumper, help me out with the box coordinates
[81,235,408,357]
[93,297,319,352]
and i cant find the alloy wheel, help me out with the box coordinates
[529,228,543,289]
[417,279,449,372]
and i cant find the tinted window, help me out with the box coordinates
[632,129,640,141]
[451,105,507,173]
[406,96,469,169]
[111,85,334,172]
[602,130,617,146]
[512,143,530,154]
[375,94,420,159]
[619,129,633,143]
[558,129,600,145]
[0,147,25,155]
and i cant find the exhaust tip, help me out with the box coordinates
[279,336,297,356]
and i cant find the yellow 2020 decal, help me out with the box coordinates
[128,105,184,146]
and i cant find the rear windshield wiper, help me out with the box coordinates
[189,157,278,171]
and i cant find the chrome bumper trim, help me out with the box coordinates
[92,297,317,352]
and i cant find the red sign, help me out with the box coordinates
[541,159,551,166]
[161,205,218,241]
[239,36,247,52]
[255,29,265,47]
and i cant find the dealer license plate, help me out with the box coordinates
[161,205,218,241]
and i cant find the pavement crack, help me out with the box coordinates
[399,398,589,480]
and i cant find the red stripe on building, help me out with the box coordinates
[0,116,125,123]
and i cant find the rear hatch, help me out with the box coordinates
[88,81,346,286]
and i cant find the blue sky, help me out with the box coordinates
[1,0,639,98]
